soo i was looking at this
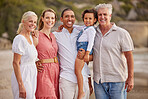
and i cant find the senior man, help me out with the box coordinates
[93,3,134,99]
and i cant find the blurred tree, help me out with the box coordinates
[0,0,45,41]
[0,0,147,41]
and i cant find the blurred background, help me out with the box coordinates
[0,0,148,99]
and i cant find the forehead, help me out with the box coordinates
[84,13,94,17]
[97,8,109,14]
[44,11,55,17]
[27,15,37,20]
[63,10,75,16]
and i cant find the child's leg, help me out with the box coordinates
[88,77,93,96]
[75,56,85,99]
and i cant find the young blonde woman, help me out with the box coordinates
[33,8,59,99]
[11,11,38,99]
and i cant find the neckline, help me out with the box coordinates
[19,34,33,45]
[40,31,52,41]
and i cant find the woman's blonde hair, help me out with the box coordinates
[17,11,38,34]
[38,8,57,31]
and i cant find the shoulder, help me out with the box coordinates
[13,35,25,43]
[73,28,80,33]
[114,26,130,38]
[52,31,61,37]
[88,26,96,31]
[116,26,129,33]
[12,35,27,55]
[85,26,96,33]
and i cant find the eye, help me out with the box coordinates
[98,14,102,16]
[65,15,68,18]
[46,17,49,19]
[71,15,75,18]
[52,17,55,20]
[29,20,33,23]
[104,14,107,16]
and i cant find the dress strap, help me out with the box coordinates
[76,26,90,41]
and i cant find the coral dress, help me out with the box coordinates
[11,35,37,99]
[35,32,59,99]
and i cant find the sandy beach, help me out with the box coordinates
[0,48,148,99]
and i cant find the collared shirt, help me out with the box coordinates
[53,28,90,83]
[93,23,134,84]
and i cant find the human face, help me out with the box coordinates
[84,13,96,26]
[60,10,75,29]
[23,16,37,32]
[97,8,111,27]
[42,11,56,29]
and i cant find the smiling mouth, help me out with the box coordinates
[100,19,106,22]
[29,26,35,29]
[47,22,54,26]
[67,21,72,25]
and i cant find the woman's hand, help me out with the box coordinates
[56,25,64,32]
[32,30,39,38]
[36,60,44,72]
[19,84,26,98]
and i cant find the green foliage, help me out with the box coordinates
[118,0,131,3]
[0,0,45,41]
[93,0,112,4]
[121,3,133,14]
[0,0,148,41]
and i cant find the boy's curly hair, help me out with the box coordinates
[82,9,98,24]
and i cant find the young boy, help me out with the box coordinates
[74,9,97,99]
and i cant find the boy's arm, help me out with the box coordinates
[86,27,96,52]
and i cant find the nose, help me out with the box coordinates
[48,18,52,21]
[101,15,104,18]
[68,16,72,20]
[86,18,89,21]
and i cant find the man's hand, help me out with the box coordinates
[125,77,134,92]
[77,48,85,60]
[84,51,90,62]
[56,25,64,32]
[36,60,44,72]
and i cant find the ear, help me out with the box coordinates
[94,18,97,23]
[41,17,44,22]
[60,17,63,22]
[22,20,24,23]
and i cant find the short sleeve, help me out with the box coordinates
[12,35,26,55]
[120,29,134,52]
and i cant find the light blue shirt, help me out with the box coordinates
[53,27,90,83]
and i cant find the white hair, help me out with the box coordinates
[17,11,37,34]
[95,3,112,15]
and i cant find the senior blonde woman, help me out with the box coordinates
[11,11,38,99]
